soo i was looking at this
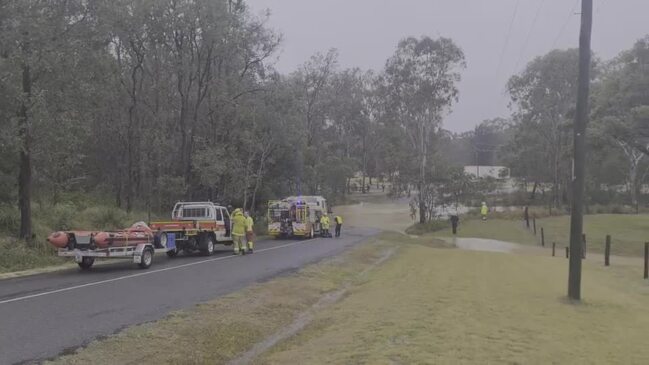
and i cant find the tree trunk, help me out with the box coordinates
[419,122,427,223]
[629,158,639,213]
[18,62,33,245]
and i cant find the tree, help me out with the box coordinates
[507,49,584,207]
[592,37,649,210]
[383,36,465,223]
[1,0,92,242]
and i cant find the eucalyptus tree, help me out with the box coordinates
[592,36,649,210]
[382,36,465,222]
[507,49,582,207]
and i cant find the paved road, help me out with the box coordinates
[0,227,377,365]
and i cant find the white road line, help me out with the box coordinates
[0,238,316,306]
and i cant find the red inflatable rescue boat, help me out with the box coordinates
[47,222,153,249]
[47,231,96,248]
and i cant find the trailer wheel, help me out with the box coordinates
[139,247,154,269]
[199,234,215,256]
[78,257,95,270]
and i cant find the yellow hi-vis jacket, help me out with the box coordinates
[232,210,246,236]
[335,216,343,225]
[245,216,254,232]
[481,205,488,216]
[320,215,330,229]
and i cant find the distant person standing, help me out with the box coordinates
[409,200,417,221]
[524,205,530,228]
[481,202,489,221]
[320,214,331,238]
[334,214,343,238]
[244,211,254,253]
[450,213,460,234]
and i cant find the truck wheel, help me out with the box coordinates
[78,257,95,270]
[199,235,215,256]
[166,248,179,258]
[156,232,168,249]
[139,247,154,269]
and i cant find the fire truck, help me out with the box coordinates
[150,202,233,257]
[267,196,328,239]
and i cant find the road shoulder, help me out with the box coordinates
[46,232,429,364]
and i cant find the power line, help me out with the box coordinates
[513,0,547,73]
[551,0,580,50]
[495,0,521,79]
[492,0,520,118]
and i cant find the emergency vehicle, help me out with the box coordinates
[267,196,328,239]
[150,202,233,257]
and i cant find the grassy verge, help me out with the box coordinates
[46,233,448,364]
[0,196,159,273]
[415,213,649,258]
[538,214,649,257]
[260,242,649,364]
[429,218,538,246]
[0,239,66,273]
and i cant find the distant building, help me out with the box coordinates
[464,165,510,179]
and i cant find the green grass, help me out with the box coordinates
[261,242,649,364]
[431,218,539,246]
[405,219,449,235]
[0,239,66,273]
[47,233,436,365]
[0,196,159,273]
[538,214,649,257]
[420,214,649,258]
[42,230,649,364]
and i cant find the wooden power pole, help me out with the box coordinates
[568,0,593,301]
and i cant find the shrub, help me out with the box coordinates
[0,239,64,273]
[406,219,449,235]
[0,205,19,234]
[82,206,128,230]
[47,203,77,231]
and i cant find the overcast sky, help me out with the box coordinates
[245,0,648,132]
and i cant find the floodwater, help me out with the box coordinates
[453,237,519,253]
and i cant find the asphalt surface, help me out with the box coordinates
[0,226,377,365]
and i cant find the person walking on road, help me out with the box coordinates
[481,202,489,221]
[320,214,331,238]
[232,209,247,255]
[244,211,255,253]
[334,214,343,238]
[450,213,459,234]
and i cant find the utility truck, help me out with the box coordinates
[150,202,232,257]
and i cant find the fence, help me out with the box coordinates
[527,216,649,279]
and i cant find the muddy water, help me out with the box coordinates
[333,200,413,233]
[453,237,519,253]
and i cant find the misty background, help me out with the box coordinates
[246,0,647,132]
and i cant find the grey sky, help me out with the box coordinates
[245,0,648,133]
